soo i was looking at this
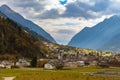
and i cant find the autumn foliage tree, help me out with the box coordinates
[0,15,49,59]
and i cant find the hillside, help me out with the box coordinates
[0,5,56,43]
[68,15,120,52]
[0,15,49,58]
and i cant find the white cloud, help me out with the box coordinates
[43,0,67,14]
[110,0,120,2]
[33,15,113,44]
[109,0,120,9]
[78,0,95,6]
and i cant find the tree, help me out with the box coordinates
[30,57,37,67]
[37,59,48,67]
[54,60,64,70]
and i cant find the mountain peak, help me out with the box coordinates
[0,4,56,43]
[0,4,11,10]
[1,4,9,8]
[109,15,120,20]
[68,15,120,52]
[0,4,14,14]
[83,26,90,30]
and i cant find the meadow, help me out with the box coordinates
[0,67,120,80]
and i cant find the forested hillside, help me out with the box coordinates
[0,16,49,58]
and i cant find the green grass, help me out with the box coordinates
[0,67,120,80]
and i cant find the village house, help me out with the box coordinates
[16,59,30,67]
[77,61,85,67]
[0,63,5,68]
[44,63,56,70]
[0,60,13,69]
[44,59,64,69]
[89,60,98,66]
[64,61,85,68]
[64,62,78,68]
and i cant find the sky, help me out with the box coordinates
[0,0,120,45]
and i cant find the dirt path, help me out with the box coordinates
[2,77,16,80]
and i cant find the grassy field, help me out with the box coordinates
[0,67,120,80]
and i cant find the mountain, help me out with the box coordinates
[68,15,120,52]
[0,5,56,43]
[0,15,50,58]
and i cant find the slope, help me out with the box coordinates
[0,15,49,58]
[68,15,120,52]
[0,4,56,43]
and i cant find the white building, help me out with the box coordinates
[44,63,55,70]
[16,59,30,67]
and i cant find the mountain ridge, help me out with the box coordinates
[0,15,49,58]
[0,4,56,43]
[68,15,120,52]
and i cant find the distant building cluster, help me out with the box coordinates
[0,42,120,69]
[41,42,120,69]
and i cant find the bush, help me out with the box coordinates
[37,59,48,67]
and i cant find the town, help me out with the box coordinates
[0,42,120,70]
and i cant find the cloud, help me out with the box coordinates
[55,29,76,44]
[39,9,60,19]
[1,0,118,20]
[53,22,80,26]
[57,29,75,34]
[91,0,110,12]
[77,0,95,6]
[37,0,112,19]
